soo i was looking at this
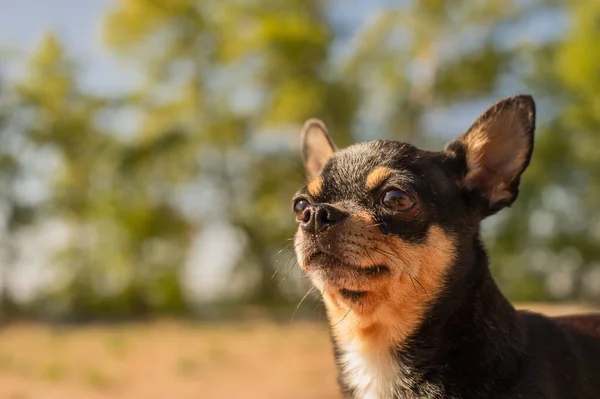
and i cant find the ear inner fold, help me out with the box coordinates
[301,119,337,179]
[451,95,536,211]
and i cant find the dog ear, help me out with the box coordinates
[444,95,536,215]
[301,119,337,179]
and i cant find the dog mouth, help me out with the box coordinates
[338,288,367,301]
[304,252,391,279]
[303,252,390,300]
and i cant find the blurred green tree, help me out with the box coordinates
[0,72,20,319]
[2,0,600,318]
[103,0,358,306]
[490,0,600,303]
[15,34,192,318]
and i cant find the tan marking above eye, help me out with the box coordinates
[366,167,394,191]
[307,176,323,197]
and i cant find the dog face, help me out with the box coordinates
[293,140,461,297]
[293,96,535,346]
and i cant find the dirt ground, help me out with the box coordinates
[0,303,595,399]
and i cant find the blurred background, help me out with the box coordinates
[0,0,599,398]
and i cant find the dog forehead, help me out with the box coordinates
[313,141,417,202]
[327,141,415,180]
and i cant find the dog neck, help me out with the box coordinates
[327,235,525,399]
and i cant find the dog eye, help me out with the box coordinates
[293,199,310,216]
[381,189,415,211]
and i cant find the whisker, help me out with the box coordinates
[291,286,317,322]
[408,274,418,295]
[361,244,377,266]
[276,242,294,256]
[273,240,297,279]
[274,251,298,282]
[331,301,355,328]
[371,246,396,261]
[274,256,296,281]
[299,269,311,280]
[281,259,300,283]
[412,276,429,299]
[371,244,419,291]
[376,238,429,298]
[363,222,384,229]
[373,240,398,256]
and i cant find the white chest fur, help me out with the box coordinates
[340,342,402,399]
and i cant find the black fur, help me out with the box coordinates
[293,95,600,398]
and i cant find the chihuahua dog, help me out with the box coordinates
[292,95,600,399]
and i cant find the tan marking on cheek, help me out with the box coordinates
[353,210,375,223]
[307,176,323,197]
[324,226,455,353]
[365,167,393,191]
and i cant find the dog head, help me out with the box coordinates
[292,95,535,345]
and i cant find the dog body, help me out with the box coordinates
[292,96,600,398]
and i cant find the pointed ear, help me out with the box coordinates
[444,95,536,215]
[301,118,337,179]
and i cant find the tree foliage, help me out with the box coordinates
[0,0,599,319]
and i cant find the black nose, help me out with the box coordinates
[300,204,347,234]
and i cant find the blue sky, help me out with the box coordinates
[0,0,141,94]
[0,0,385,95]
[0,0,564,97]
